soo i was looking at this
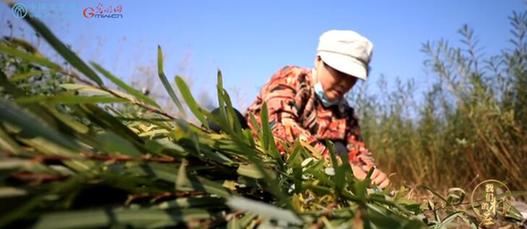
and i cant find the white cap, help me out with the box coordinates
[317,30,373,80]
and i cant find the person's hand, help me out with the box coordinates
[351,164,390,189]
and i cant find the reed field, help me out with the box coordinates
[353,16,527,192]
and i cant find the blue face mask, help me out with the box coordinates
[314,82,338,107]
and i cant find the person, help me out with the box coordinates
[245,30,390,188]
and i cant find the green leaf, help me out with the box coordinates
[0,98,79,151]
[238,212,257,228]
[156,197,225,209]
[436,211,464,228]
[91,62,160,108]
[34,208,213,229]
[260,103,271,150]
[3,37,37,53]
[505,201,524,221]
[286,141,303,166]
[292,166,303,193]
[44,106,89,134]
[95,132,142,156]
[0,125,21,154]
[78,104,146,149]
[368,194,415,216]
[34,209,117,228]
[352,172,371,202]
[9,70,43,82]
[216,70,226,116]
[207,72,231,133]
[227,215,242,229]
[237,163,264,179]
[0,43,60,70]
[0,173,87,227]
[327,141,345,193]
[59,83,111,96]
[188,174,231,198]
[260,103,281,161]
[338,148,355,183]
[227,196,303,225]
[248,113,260,134]
[0,187,27,198]
[175,76,207,126]
[367,204,426,228]
[17,10,104,85]
[221,88,243,133]
[16,137,79,159]
[157,46,185,116]
[176,159,191,191]
[212,70,248,135]
[130,164,230,198]
[131,163,178,183]
[0,71,25,97]
[420,185,448,203]
[144,138,187,157]
[15,95,128,104]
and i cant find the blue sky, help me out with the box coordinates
[1,0,524,110]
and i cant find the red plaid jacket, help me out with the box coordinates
[245,66,375,167]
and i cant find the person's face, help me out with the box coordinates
[315,56,358,102]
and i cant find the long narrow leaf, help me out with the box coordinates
[227,196,302,225]
[157,46,185,117]
[16,7,104,85]
[327,141,345,193]
[214,71,237,134]
[0,99,79,150]
[175,76,207,125]
[94,132,142,156]
[34,208,213,229]
[77,104,148,152]
[9,70,43,82]
[45,106,89,134]
[0,125,21,154]
[437,211,464,228]
[91,62,160,108]
[260,103,281,161]
[221,89,242,133]
[0,44,59,70]
[15,95,128,104]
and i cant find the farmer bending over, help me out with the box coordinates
[245,30,390,188]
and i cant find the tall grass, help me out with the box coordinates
[351,9,527,191]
